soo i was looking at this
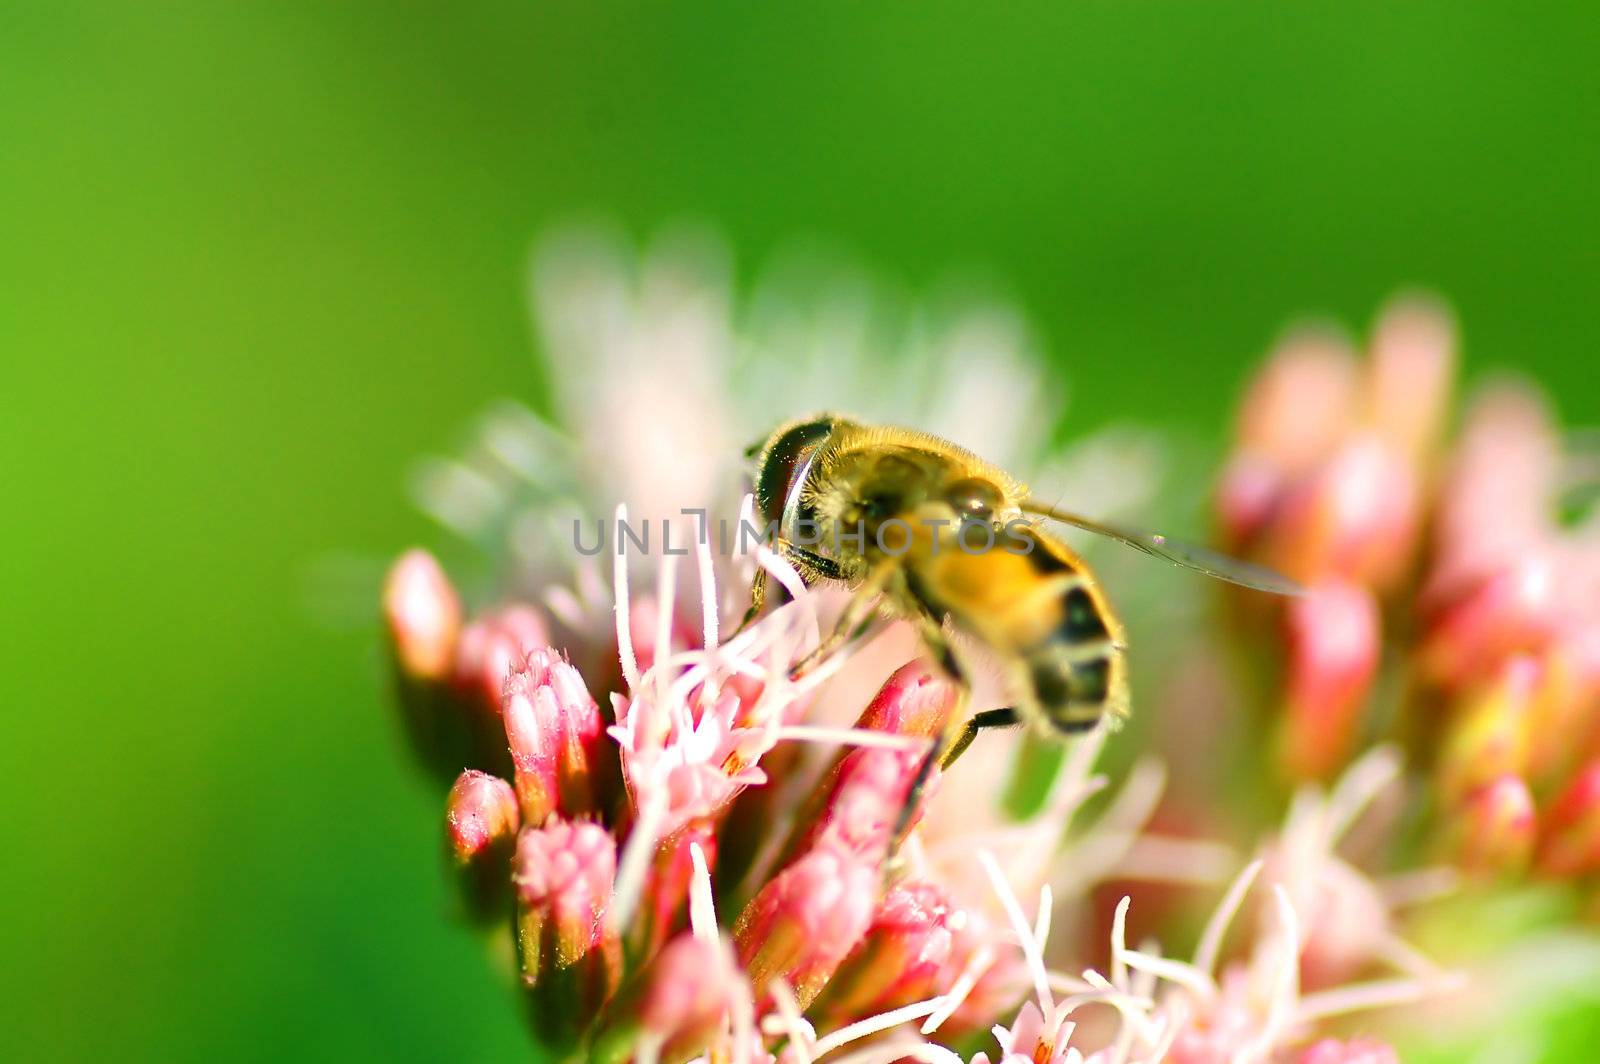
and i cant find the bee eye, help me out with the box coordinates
[861,491,902,521]
[944,477,1002,518]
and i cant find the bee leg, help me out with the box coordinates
[788,559,891,681]
[891,619,970,848]
[729,543,847,642]
[941,707,1021,769]
[727,567,768,641]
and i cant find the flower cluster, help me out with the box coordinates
[1215,301,1600,887]
[387,538,1448,1062]
[375,229,1600,1060]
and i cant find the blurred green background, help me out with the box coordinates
[5,3,1598,1059]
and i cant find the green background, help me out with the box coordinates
[4,3,1597,1059]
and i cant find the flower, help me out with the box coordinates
[383,548,462,682]
[445,769,519,864]
[377,235,1540,1061]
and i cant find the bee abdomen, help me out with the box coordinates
[1019,562,1124,733]
[1026,644,1119,733]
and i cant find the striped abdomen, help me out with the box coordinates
[919,522,1127,734]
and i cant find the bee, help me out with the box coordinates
[742,414,1299,815]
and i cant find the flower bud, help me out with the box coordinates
[445,770,519,864]
[590,933,747,1064]
[1277,581,1380,781]
[1364,296,1456,464]
[502,646,604,822]
[1256,436,1418,588]
[733,846,879,1009]
[1420,555,1563,692]
[1215,452,1287,549]
[513,820,621,993]
[1297,1039,1400,1064]
[1437,658,1538,805]
[383,549,462,682]
[1536,761,1600,878]
[811,879,963,1023]
[1450,774,1536,877]
[779,663,953,868]
[1236,330,1359,477]
[454,604,551,709]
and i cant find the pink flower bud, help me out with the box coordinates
[1437,658,1538,805]
[733,846,879,1009]
[1257,436,1419,588]
[1537,761,1600,878]
[812,879,963,1021]
[445,770,519,864]
[1236,329,1360,476]
[780,663,953,866]
[1278,581,1380,781]
[383,549,462,681]
[1363,295,1456,463]
[855,661,960,739]
[594,933,748,1064]
[502,646,604,822]
[1452,775,1536,876]
[791,745,935,866]
[454,604,550,709]
[1215,452,1288,549]
[1419,558,1561,691]
[514,819,619,977]
[1297,1039,1401,1064]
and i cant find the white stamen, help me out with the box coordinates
[1034,884,1053,964]
[654,552,679,708]
[1117,950,1214,999]
[688,841,717,945]
[1324,744,1403,844]
[827,1044,964,1064]
[774,725,931,752]
[1295,971,1465,1024]
[1110,895,1131,987]
[979,849,1053,1018]
[696,517,720,652]
[1193,858,1264,982]
[609,791,665,930]
[921,945,994,1034]
[1245,885,1300,1063]
[1375,931,1450,981]
[1112,836,1239,886]
[613,504,641,691]
[810,996,946,1058]
[1379,866,1460,908]
[730,971,756,1064]
[542,584,588,633]
[1140,996,1187,1064]
[767,978,814,1064]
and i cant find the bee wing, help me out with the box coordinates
[1021,501,1304,596]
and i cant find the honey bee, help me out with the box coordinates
[742,414,1299,811]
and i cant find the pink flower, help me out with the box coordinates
[383,548,462,681]
[733,846,881,1011]
[1451,774,1536,877]
[1278,582,1381,781]
[445,769,519,864]
[502,645,605,822]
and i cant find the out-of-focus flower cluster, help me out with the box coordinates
[376,228,1600,1061]
[1216,300,1600,889]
